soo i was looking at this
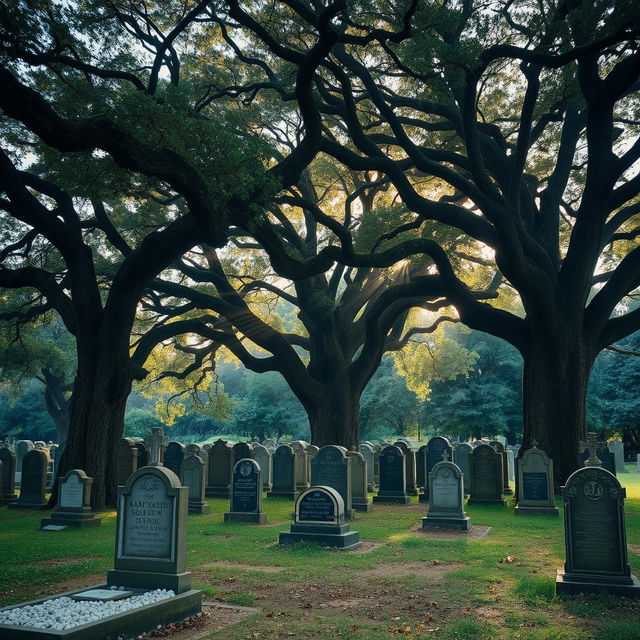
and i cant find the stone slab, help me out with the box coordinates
[106,570,192,594]
[40,516,102,529]
[40,525,68,531]
[556,570,640,598]
[278,530,360,550]
[421,516,471,531]
[71,589,134,601]
[514,505,559,516]
[372,495,410,504]
[0,585,202,640]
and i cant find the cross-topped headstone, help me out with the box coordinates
[582,432,602,467]
[441,449,450,462]
[531,439,538,449]
[144,427,169,467]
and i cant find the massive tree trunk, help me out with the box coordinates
[520,317,594,486]
[306,385,360,450]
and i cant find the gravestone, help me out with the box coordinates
[206,439,233,498]
[164,442,186,479]
[262,439,278,454]
[41,469,102,529]
[311,445,352,518]
[359,442,376,492]
[467,444,506,505]
[253,443,273,492]
[0,447,17,504]
[186,443,207,479]
[416,445,427,490]
[454,443,473,495]
[10,449,48,509]
[107,464,192,593]
[267,444,299,499]
[134,441,149,468]
[232,442,254,466]
[422,437,453,502]
[117,438,139,486]
[608,440,627,473]
[181,454,209,514]
[506,449,515,482]
[394,440,418,495]
[372,445,409,504]
[582,442,616,476]
[279,486,360,549]
[556,456,640,597]
[514,446,559,516]
[34,441,47,450]
[15,439,33,478]
[224,459,266,523]
[422,458,470,531]
[347,451,371,512]
[490,440,512,495]
[289,441,310,492]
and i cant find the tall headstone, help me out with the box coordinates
[490,440,512,495]
[347,451,371,512]
[467,444,506,505]
[514,446,559,516]
[164,442,186,479]
[454,443,473,495]
[41,469,102,528]
[117,438,139,486]
[253,443,273,492]
[422,457,470,531]
[134,441,149,468]
[0,447,17,504]
[232,442,254,466]
[289,441,310,492]
[359,442,376,492]
[422,437,453,502]
[372,445,409,504]
[394,440,417,496]
[267,444,298,499]
[15,439,33,477]
[181,454,209,514]
[556,452,640,597]
[608,440,627,473]
[416,445,427,490]
[279,486,360,549]
[10,449,48,509]
[206,439,233,498]
[311,445,352,518]
[224,459,266,524]
[506,449,515,482]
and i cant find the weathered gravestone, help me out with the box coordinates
[359,442,376,492]
[289,441,310,492]
[41,469,102,529]
[393,441,418,496]
[490,440,512,495]
[454,443,473,495]
[422,456,470,531]
[164,442,186,479]
[0,447,17,504]
[347,451,371,512]
[133,441,149,468]
[15,439,33,481]
[416,445,427,490]
[186,443,208,476]
[34,441,47,450]
[232,442,254,466]
[311,445,352,518]
[253,443,273,492]
[224,459,266,524]
[10,449,48,509]
[608,439,627,473]
[267,444,299,499]
[206,439,233,498]
[279,486,360,549]
[506,449,515,482]
[421,437,453,503]
[117,438,139,486]
[262,439,278,454]
[373,445,409,504]
[514,446,559,516]
[467,444,506,505]
[556,451,640,597]
[582,442,616,476]
[181,454,210,514]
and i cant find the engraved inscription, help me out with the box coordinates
[59,474,84,509]
[298,490,336,523]
[522,472,549,502]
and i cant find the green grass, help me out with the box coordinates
[1,472,639,639]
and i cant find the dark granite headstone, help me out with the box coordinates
[608,440,627,473]
[108,465,192,593]
[421,437,453,502]
[206,439,233,498]
[279,486,360,549]
[454,443,473,495]
[181,454,209,514]
[394,441,418,496]
[253,443,273,492]
[311,445,352,518]
[224,459,265,523]
[422,460,470,531]
[416,445,427,489]
[515,446,559,516]
[467,444,505,505]
[556,466,640,597]
[267,444,298,499]
[164,442,186,478]
[41,469,102,528]
[134,441,149,468]
[0,447,17,504]
[232,442,254,466]
[117,438,139,486]
[359,443,376,492]
[10,449,48,509]
[372,445,409,504]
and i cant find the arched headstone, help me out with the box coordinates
[372,445,409,504]
[422,460,470,531]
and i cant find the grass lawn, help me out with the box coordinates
[1,465,639,640]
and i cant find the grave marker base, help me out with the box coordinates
[188,501,211,514]
[205,487,230,499]
[418,493,429,503]
[279,523,360,549]
[372,492,410,504]
[351,499,372,512]
[514,505,559,516]
[40,512,102,529]
[8,502,48,510]
[0,585,201,640]
[422,515,471,531]
[555,570,640,598]
[466,498,507,506]
[106,569,192,594]
[266,490,299,500]
[224,511,267,524]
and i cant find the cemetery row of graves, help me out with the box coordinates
[0,433,639,639]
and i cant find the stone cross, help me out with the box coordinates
[531,439,538,449]
[441,449,450,462]
[144,427,169,467]
[582,432,602,467]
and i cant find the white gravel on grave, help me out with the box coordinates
[0,587,175,630]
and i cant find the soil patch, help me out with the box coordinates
[412,525,492,540]
[29,556,95,569]
[628,543,640,554]
[200,561,286,573]
[361,561,466,578]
